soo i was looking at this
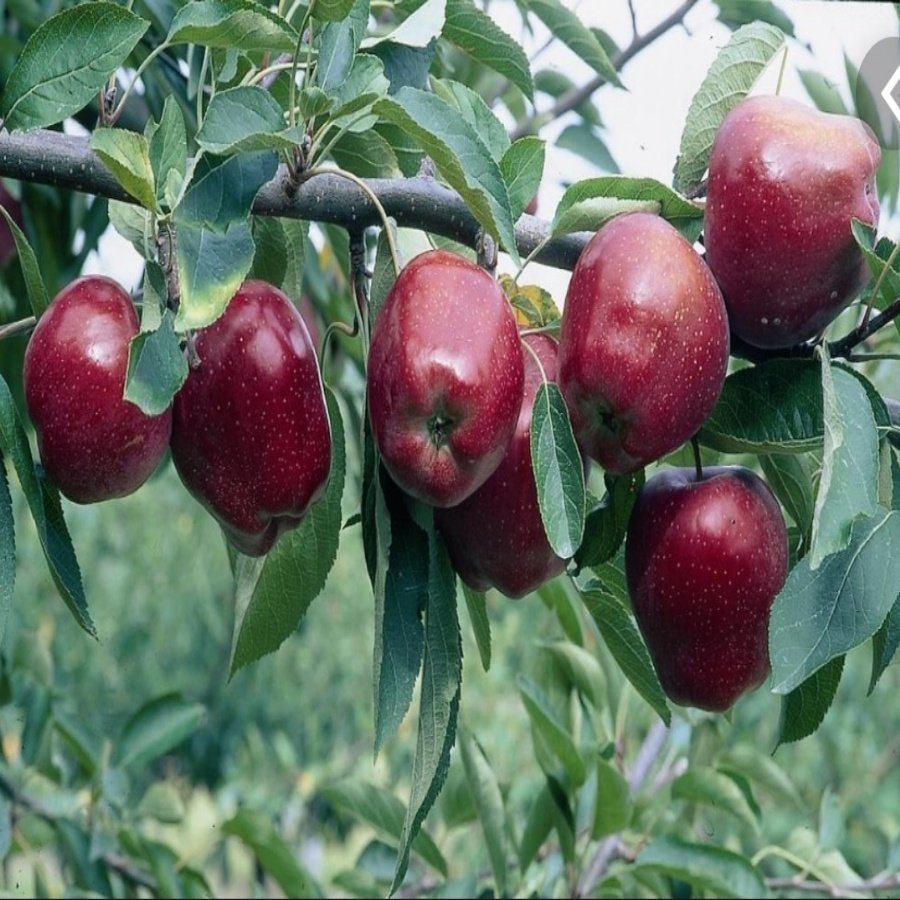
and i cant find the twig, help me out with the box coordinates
[510,0,700,141]
[0,316,36,341]
[828,296,900,359]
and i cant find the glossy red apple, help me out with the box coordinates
[0,180,24,268]
[705,95,881,348]
[23,276,172,503]
[367,249,524,507]
[436,333,581,598]
[558,212,729,475]
[170,280,331,556]
[625,466,789,712]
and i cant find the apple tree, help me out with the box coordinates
[0,0,899,897]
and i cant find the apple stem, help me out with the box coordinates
[774,45,789,96]
[0,315,35,342]
[320,319,359,364]
[521,336,549,385]
[691,435,704,481]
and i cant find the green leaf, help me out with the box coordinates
[375,87,520,265]
[331,130,401,178]
[230,388,345,676]
[635,838,767,900]
[851,221,900,312]
[717,744,803,808]
[672,769,760,833]
[175,220,255,331]
[147,97,188,210]
[809,361,878,568]
[869,595,900,693]
[540,641,606,707]
[715,0,794,35]
[770,509,900,694]
[313,0,355,21]
[179,152,278,231]
[580,570,671,725]
[593,758,630,839]
[391,523,461,894]
[517,674,586,786]
[137,782,186,824]
[0,2,149,131]
[125,309,188,417]
[197,86,300,155]
[0,376,93,637]
[108,200,152,255]
[434,78,510,162]
[223,809,323,898]
[90,129,156,212]
[556,123,619,173]
[444,0,534,101]
[373,474,427,754]
[115,694,204,770]
[0,463,13,647]
[575,471,643,570]
[776,656,844,747]
[799,69,848,115]
[167,0,297,51]
[759,454,814,549]
[519,783,554,872]
[459,728,507,897]
[699,360,824,454]
[365,0,445,49]
[322,781,447,876]
[531,382,585,560]
[552,177,703,242]
[501,137,545,221]
[328,55,389,128]
[0,205,48,317]
[524,0,621,87]
[673,22,785,195]
[318,0,371,93]
[462,584,490,672]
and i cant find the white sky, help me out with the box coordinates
[83,0,898,299]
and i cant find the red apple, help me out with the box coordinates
[705,95,881,348]
[367,249,524,507]
[23,276,172,503]
[170,280,332,557]
[558,212,729,475]
[625,466,789,712]
[0,180,24,268]
[436,333,580,598]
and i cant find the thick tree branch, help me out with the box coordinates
[510,0,700,141]
[0,128,588,271]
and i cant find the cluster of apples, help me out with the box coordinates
[20,93,880,714]
[24,277,332,557]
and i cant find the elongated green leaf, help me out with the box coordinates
[715,0,794,35]
[313,0,355,21]
[223,809,323,898]
[328,55,389,129]
[318,0,371,92]
[635,838,767,899]
[375,88,520,265]
[365,0,445,48]
[322,781,447,876]
[580,570,671,725]
[799,68,848,116]
[556,123,619,173]
[593,757,630,839]
[575,472,643,570]
[870,595,900,693]
[391,524,461,894]
[136,782,186,824]
[777,656,844,747]
[197,87,301,155]
[115,694,204,770]
[434,78,509,162]
[444,0,534,100]
[125,310,188,417]
[517,674,586,786]
[167,0,297,51]
[178,151,278,231]
[0,205,48,317]
[373,474,427,754]
[540,641,606,707]
[718,745,803,807]
[0,463,13,646]
[552,177,703,241]
[525,0,620,87]
[770,509,900,693]
[331,130,401,178]
[91,129,156,211]
[0,376,93,636]
[462,583,490,671]
[531,382,585,560]
[810,361,878,568]
[672,769,760,833]
[230,388,345,675]
[0,3,149,131]
[459,728,507,897]
[519,784,554,871]
[760,454,814,549]
[851,221,900,312]
[699,360,824,454]
[673,22,785,195]
[175,220,255,331]
[147,97,188,210]
[501,137,545,221]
